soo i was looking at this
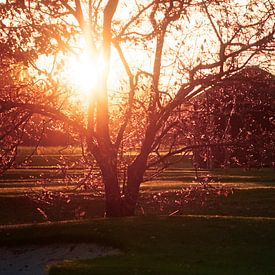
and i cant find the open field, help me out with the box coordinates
[1,216,274,274]
[0,150,274,274]
[0,161,274,224]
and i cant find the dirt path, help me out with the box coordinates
[0,243,120,275]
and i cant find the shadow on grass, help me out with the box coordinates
[1,216,274,274]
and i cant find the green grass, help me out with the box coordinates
[0,188,275,225]
[14,148,194,168]
[1,163,275,274]
[1,216,274,274]
[0,167,274,224]
[2,167,274,184]
[17,146,83,156]
[140,188,275,217]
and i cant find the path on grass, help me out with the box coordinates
[182,214,275,220]
[0,243,120,275]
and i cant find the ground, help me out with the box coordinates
[1,216,275,274]
[0,149,274,274]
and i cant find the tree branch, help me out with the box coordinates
[0,100,87,135]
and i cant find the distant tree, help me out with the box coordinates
[0,0,274,216]
[191,67,275,169]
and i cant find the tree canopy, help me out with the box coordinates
[0,0,274,216]
[191,66,275,169]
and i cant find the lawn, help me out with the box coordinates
[0,153,274,274]
[1,216,274,274]
[0,166,274,224]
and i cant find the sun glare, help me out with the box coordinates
[65,51,104,97]
[34,49,105,100]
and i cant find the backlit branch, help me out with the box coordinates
[0,101,87,135]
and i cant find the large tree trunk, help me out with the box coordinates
[118,129,154,216]
[102,169,143,217]
[99,154,146,217]
[98,152,122,217]
[102,169,122,217]
[121,158,147,216]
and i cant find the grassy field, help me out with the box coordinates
[0,165,274,224]
[0,149,274,274]
[1,216,274,274]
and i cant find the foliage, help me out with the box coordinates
[191,66,275,168]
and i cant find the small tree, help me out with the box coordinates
[0,0,274,216]
[192,66,275,168]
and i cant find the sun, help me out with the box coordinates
[64,51,104,97]
[34,46,105,99]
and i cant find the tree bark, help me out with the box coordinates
[96,151,122,217]
[98,154,146,217]
[121,158,147,216]
[102,166,143,217]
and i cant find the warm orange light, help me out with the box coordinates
[34,49,105,100]
[64,51,104,97]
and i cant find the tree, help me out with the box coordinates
[191,66,275,169]
[0,0,274,216]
